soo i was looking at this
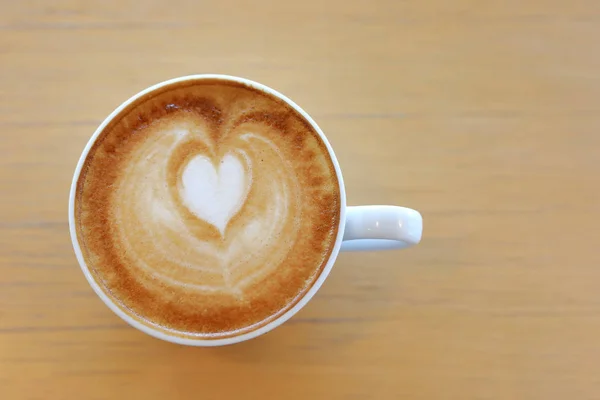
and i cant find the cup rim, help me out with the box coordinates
[68,74,347,346]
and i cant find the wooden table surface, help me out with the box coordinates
[2,0,600,398]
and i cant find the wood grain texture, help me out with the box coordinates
[1,0,600,398]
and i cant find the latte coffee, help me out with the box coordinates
[73,78,341,338]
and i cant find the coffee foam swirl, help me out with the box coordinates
[75,80,340,338]
[113,115,301,297]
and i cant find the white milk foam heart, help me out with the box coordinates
[181,153,251,234]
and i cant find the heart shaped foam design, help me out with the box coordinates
[180,153,251,235]
[109,117,303,295]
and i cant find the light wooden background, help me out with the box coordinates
[1,0,600,398]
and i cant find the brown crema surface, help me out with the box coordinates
[74,79,340,338]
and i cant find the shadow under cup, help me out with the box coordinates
[69,75,347,346]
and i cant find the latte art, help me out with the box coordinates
[75,79,340,338]
[113,116,301,296]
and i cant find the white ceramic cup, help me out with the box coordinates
[69,75,423,346]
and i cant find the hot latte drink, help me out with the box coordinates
[73,78,341,338]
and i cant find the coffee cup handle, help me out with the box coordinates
[340,206,423,252]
